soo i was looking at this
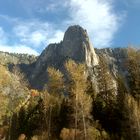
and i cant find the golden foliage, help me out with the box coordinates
[0,65,11,86]
[47,67,64,95]
[30,89,40,97]
[122,94,140,139]
[60,128,81,140]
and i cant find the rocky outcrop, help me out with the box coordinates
[95,48,128,77]
[29,25,132,90]
[30,25,99,89]
[61,25,98,66]
[0,25,133,90]
[0,51,37,79]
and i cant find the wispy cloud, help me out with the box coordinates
[47,30,64,44]
[0,44,39,55]
[0,16,64,54]
[0,25,39,55]
[36,0,124,48]
[65,0,124,48]
[13,23,47,47]
[0,0,125,55]
[13,20,64,46]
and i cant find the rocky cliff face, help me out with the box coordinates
[30,25,99,89]
[95,48,128,76]
[29,25,132,89]
[0,51,37,78]
[0,25,131,90]
[61,25,98,66]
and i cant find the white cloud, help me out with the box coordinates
[0,0,124,54]
[36,0,123,48]
[47,30,64,44]
[0,20,64,55]
[34,0,123,48]
[0,44,39,55]
[65,0,124,48]
[12,20,65,48]
[0,16,65,55]
[31,31,46,46]
[13,23,47,47]
[0,26,39,55]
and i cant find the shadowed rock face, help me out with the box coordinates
[30,25,99,89]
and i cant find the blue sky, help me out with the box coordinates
[0,0,139,55]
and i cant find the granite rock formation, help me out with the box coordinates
[0,25,133,90]
[30,25,99,89]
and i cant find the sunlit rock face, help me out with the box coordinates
[61,25,98,66]
[94,48,129,93]
[30,25,99,89]
[95,48,128,76]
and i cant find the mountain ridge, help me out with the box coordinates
[0,25,138,90]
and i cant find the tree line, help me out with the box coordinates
[0,47,140,140]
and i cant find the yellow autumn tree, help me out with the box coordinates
[47,67,64,96]
[65,60,92,140]
[126,47,140,96]
[0,65,11,124]
[41,67,64,140]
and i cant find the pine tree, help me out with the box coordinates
[126,47,140,97]
[47,67,64,96]
[116,74,140,140]
[93,54,118,134]
[97,54,116,104]
[42,67,64,139]
[65,60,92,140]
